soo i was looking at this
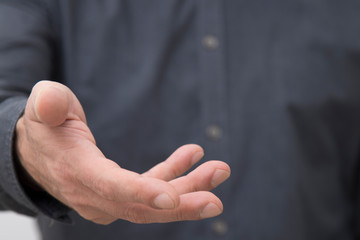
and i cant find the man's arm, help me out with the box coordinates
[0,0,231,225]
[0,0,67,218]
[15,80,230,224]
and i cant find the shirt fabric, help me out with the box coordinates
[1,0,360,239]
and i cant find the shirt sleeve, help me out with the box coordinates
[0,0,71,223]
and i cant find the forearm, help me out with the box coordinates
[0,96,72,222]
[0,97,37,215]
[0,0,70,221]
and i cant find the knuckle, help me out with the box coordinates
[184,176,199,192]
[179,174,199,193]
[167,162,181,179]
[174,209,185,221]
[123,205,149,224]
[132,177,149,204]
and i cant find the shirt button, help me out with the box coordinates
[211,220,228,236]
[206,125,222,141]
[202,35,219,50]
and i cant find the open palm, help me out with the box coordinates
[15,81,231,224]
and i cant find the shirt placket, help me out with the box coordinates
[198,0,228,162]
[197,0,231,237]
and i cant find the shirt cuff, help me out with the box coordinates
[0,96,72,223]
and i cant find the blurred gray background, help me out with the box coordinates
[0,212,39,239]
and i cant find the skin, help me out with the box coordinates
[15,80,231,225]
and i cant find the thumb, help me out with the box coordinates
[26,80,86,126]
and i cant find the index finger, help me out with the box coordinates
[143,144,204,181]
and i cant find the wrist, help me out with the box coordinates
[14,116,44,192]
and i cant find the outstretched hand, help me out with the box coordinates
[15,81,231,225]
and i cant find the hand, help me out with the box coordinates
[15,81,231,225]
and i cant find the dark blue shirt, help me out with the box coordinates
[1,0,360,239]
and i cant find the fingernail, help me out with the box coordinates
[200,203,222,219]
[154,193,175,209]
[211,169,230,188]
[191,151,204,165]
